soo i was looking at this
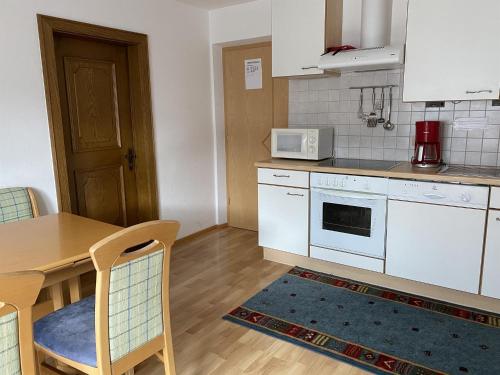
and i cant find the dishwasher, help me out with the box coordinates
[385,179,489,293]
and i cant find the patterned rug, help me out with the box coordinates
[223,266,500,375]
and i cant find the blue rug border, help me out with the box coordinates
[222,314,388,375]
[291,266,500,319]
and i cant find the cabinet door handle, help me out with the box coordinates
[465,90,493,94]
[287,193,304,197]
[302,66,319,70]
[273,174,290,178]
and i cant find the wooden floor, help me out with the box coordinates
[135,227,367,375]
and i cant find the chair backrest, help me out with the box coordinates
[0,188,39,224]
[90,220,179,374]
[0,272,45,375]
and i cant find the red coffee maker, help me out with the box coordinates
[412,121,442,168]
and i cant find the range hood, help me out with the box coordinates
[318,0,403,72]
[318,45,404,72]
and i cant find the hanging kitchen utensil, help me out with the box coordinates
[377,88,385,124]
[367,88,378,127]
[383,86,395,131]
[358,88,365,120]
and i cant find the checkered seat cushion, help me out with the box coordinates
[0,312,21,375]
[34,249,164,367]
[0,188,34,224]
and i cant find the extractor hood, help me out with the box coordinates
[318,45,404,72]
[318,0,404,72]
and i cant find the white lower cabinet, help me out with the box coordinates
[481,211,500,299]
[386,200,486,294]
[258,184,309,256]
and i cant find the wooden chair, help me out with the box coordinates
[0,271,45,374]
[0,187,39,223]
[34,220,180,375]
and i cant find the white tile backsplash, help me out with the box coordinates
[288,69,500,166]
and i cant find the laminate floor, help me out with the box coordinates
[135,227,367,375]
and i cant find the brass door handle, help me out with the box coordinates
[125,148,137,171]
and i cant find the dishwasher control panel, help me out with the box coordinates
[388,179,489,209]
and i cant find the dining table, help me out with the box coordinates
[0,212,121,318]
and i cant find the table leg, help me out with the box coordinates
[48,283,64,311]
[125,369,135,375]
[68,276,82,303]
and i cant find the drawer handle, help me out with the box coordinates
[465,89,493,94]
[302,66,319,70]
[273,174,290,178]
[287,193,304,197]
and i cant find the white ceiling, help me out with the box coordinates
[177,0,257,10]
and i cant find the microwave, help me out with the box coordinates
[271,128,334,160]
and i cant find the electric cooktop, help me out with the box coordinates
[318,158,401,171]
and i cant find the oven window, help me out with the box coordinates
[277,134,303,152]
[322,203,372,237]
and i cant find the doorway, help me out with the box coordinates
[223,42,288,231]
[38,15,158,226]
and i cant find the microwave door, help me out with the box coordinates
[272,131,308,159]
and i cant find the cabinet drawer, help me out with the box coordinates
[490,187,500,209]
[258,168,309,188]
[310,246,384,273]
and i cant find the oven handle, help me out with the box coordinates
[311,188,388,201]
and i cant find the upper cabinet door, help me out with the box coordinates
[403,0,500,102]
[272,0,342,78]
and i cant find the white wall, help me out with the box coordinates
[0,0,216,238]
[209,0,272,44]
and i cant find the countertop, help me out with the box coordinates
[255,159,500,187]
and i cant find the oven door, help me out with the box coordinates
[271,129,308,159]
[310,188,387,259]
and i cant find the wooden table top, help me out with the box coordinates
[0,213,121,274]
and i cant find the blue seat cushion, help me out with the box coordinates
[34,295,97,367]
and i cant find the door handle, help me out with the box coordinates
[125,148,137,171]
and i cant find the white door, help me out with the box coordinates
[481,211,500,299]
[386,200,486,293]
[258,184,309,256]
[404,0,500,101]
[272,0,326,77]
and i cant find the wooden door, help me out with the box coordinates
[54,35,139,226]
[223,43,288,231]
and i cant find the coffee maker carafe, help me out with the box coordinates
[412,121,442,168]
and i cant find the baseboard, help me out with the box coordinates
[175,223,228,246]
[264,247,500,313]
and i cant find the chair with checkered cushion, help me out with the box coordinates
[0,187,39,224]
[34,220,180,375]
[0,271,45,375]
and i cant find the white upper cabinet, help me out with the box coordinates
[403,0,500,102]
[272,0,342,78]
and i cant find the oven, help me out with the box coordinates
[310,173,388,259]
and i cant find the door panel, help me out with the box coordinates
[75,166,127,225]
[64,58,121,153]
[223,43,288,231]
[55,35,138,226]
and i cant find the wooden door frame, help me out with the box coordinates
[222,42,288,228]
[37,15,158,222]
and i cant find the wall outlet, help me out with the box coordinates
[425,101,445,108]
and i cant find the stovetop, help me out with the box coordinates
[318,158,401,171]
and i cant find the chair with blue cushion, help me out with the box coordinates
[34,220,180,375]
[0,271,45,375]
[0,187,39,224]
